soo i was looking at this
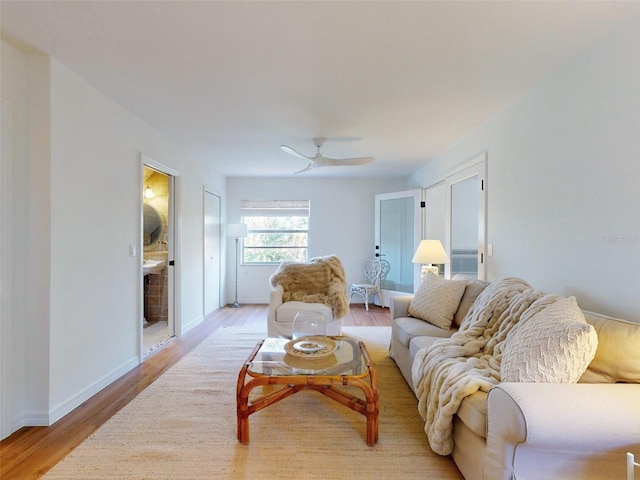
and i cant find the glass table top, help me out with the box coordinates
[248,336,366,376]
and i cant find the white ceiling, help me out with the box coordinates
[2,1,638,178]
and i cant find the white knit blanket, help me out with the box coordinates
[411,277,560,455]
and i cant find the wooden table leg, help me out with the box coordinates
[361,341,379,446]
[236,368,250,444]
[236,338,380,447]
[366,404,379,446]
[236,341,264,444]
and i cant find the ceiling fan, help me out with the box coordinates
[280,137,374,173]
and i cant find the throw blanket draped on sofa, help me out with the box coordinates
[411,277,562,455]
[269,255,350,318]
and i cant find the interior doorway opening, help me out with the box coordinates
[374,189,423,306]
[444,155,487,280]
[204,189,221,316]
[424,153,487,281]
[141,160,178,359]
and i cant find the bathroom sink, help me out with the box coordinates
[143,259,165,275]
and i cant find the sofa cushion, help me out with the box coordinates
[580,311,640,383]
[501,296,598,383]
[408,334,450,359]
[275,301,334,324]
[451,275,490,328]
[408,273,466,329]
[455,391,488,439]
[393,317,456,348]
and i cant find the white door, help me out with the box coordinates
[204,189,221,315]
[424,181,446,244]
[375,190,423,305]
[444,156,487,280]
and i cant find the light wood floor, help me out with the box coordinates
[0,303,391,479]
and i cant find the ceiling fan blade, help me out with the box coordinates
[280,144,312,160]
[294,162,315,174]
[283,137,374,173]
[316,156,374,167]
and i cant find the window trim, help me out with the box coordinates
[240,200,310,265]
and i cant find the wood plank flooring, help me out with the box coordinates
[0,304,391,479]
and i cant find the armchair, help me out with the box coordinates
[267,255,349,337]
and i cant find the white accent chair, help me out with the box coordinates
[267,256,348,338]
[349,258,384,311]
[268,285,341,338]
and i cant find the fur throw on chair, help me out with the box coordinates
[269,255,350,318]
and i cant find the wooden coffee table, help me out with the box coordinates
[236,335,379,446]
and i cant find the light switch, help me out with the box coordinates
[130,244,137,257]
[487,244,493,257]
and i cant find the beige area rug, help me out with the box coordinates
[43,326,463,479]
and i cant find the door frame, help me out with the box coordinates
[139,154,182,361]
[439,152,487,280]
[203,187,222,316]
[0,100,11,439]
[374,189,424,305]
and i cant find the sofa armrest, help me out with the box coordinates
[485,382,640,479]
[267,284,284,323]
[390,296,413,319]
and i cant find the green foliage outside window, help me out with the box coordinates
[240,201,310,264]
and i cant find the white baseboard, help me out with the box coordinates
[1,411,49,440]
[181,314,204,335]
[47,356,140,426]
[20,412,50,427]
[230,297,269,305]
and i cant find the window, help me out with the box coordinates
[241,200,310,264]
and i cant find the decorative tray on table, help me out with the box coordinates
[284,336,337,360]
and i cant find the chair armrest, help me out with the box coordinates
[485,382,640,479]
[390,296,413,319]
[267,285,284,323]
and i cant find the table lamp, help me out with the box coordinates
[412,240,449,279]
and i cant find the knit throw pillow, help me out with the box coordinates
[408,273,467,330]
[501,296,598,383]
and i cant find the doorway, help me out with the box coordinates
[444,156,487,280]
[374,189,423,306]
[379,154,487,296]
[424,154,487,280]
[204,189,221,316]
[141,156,180,359]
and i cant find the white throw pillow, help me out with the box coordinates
[408,273,466,330]
[501,296,598,383]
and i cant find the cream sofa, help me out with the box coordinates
[389,277,640,480]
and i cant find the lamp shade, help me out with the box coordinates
[227,223,248,238]
[412,240,450,265]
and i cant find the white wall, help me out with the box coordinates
[3,13,637,442]
[1,40,227,439]
[1,42,53,434]
[410,17,640,321]
[225,176,407,304]
[1,40,35,436]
